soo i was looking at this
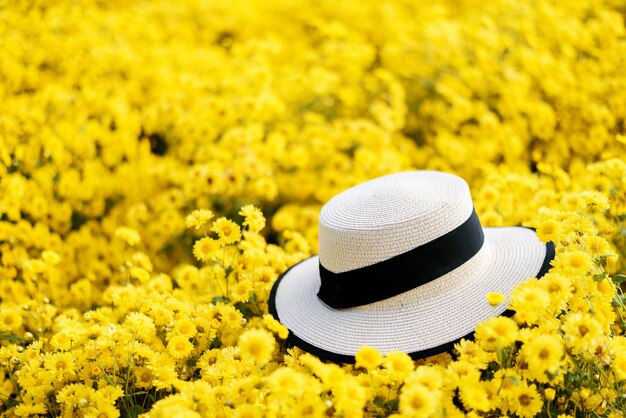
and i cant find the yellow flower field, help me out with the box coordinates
[2,0,626,416]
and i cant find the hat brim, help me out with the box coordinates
[268,227,554,363]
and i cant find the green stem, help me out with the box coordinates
[0,334,26,344]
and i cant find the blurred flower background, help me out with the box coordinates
[1,0,626,416]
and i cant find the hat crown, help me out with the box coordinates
[318,171,474,273]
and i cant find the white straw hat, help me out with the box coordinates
[269,171,554,363]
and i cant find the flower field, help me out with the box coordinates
[2,0,626,416]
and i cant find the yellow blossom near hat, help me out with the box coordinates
[475,316,519,351]
[355,346,382,370]
[238,328,275,367]
[486,292,506,306]
[212,217,242,245]
[399,383,439,417]
[192,237,220,262]
[185,209,215,230]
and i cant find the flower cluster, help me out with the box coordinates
[1,0,626,417]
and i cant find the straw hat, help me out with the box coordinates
[268,171,554,363]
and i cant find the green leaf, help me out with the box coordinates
[599,253,617,261]
[211,295,231,305]
[373,396,385,408]
[506,375,520,386]
[593,273,607,282]
[498,348,508,364]
[128,405,145,418]
[210,337,223,349]
[234,302,254,319]
[385,398,399,412]
[612,295,626,308]
[0,334,26,344]
[612,274,626,284]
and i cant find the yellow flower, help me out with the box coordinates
[231,279,253,303]
[406,365,443,391]
[41,250,61,265]
[13,403,48,417]
[192,237,220,262]
[399,383,438,417]
[580,190,610,211]
[267,367,306,396]
[232,404,263,418]
[294,398,326,417]
[539,272,573,313]
[239,205,266,233]
[612,351,626,381]
[475,316,518,351]
[173,319,197,339]
[383,351,414,378]
[536,218,561,243]
[212,217,242,245]
[459,383,490,412]
[486,292,506,306]
[0,307,23,332]
[238,328,275,366]
[544,388,556,402]
[523,334,563,376]
[562,312,603,354]
[554,251,593,276]
[43,352,77,380]
[124,312,156,342]
[134,367,154,389]
[115,227,141,246]
[355,345,382,370]
[166,335,194,359]
[185,209,214,230]
[454,339,493,369]
[511,383,543,418]
[263,314,289,339]
[510,283,551,324]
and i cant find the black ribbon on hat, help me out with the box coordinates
[317,209,485,309]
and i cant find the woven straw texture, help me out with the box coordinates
[318,171,473,273]
[274,227,547,356]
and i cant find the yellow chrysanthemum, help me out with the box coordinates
[231,279,253,303]
[238,328,275,366]
[192,237,220,262]
[355,345,382,370]
[0,307,23,332]
[536,218,561,243]
[539,272,573,312]
[459,383,490,412]
[114,226,141,246]
[523,334,563,376]
[562,312,603,354]
[554,251,593,276]
[166,335,194,359]
[510,284,551,324]
[383,351,414,378]
[580,190,610,211]
[399,383,438,417]
[267,367,306,396]
[263,314,289,339]
[185,208,215,230]
[486,291,506,306]
[511,383,543,418]
[173,319,197,339]
[239,204,266,233]
[134,366,154,389]
[212,217,242,245]
[475,316,518,351]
